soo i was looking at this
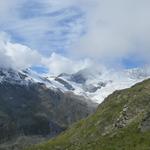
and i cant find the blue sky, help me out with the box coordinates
[0,0,85,55]
[0,0,150,74]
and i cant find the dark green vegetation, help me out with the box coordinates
[27,79,150,150]
[0,81,95,150]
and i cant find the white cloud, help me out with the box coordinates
[71,0,150,64]
[0,32,14,68]
[42,52,92,75]
[0,32,43,69]
[0,0,84,54]
[0,0,150,70]
[6,43,42,69]
[0,32,92,75]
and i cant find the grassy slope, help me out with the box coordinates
[27,79,150,150]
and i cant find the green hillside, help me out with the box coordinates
[26,79,150,150]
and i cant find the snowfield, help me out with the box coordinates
[0,66,150,104]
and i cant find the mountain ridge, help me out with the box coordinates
[0,66,150,150]
[1,66,150,104]
[26,78,150,150]
[0,67,96,150]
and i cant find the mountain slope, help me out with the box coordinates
[27,78,150,150]
[0,68,96,150]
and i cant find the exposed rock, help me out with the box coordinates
[55,77,75,90]
[141,112,150,132]
[71,72,86,84]
[83,82,107,93]
[114,105,129,128]
[0,81,96,149]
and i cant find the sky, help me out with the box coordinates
[0,0,150,75]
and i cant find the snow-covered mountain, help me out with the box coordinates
[0,66,150,104]
[0,67,96,149]
[49,67,150,103]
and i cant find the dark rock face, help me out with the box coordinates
[55,77,75,90]
[0,68,97,149]
[83,82,107,93]
[0,81,96,145]
[71,73,87,84]
[58,73,70,78]
[141,113,150,132]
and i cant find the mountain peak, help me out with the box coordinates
[0,66,150,104]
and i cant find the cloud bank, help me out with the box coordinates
[0,32,92,75]
[71,0,150,65]
[0,0,150,74]
[42,53,92,75]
